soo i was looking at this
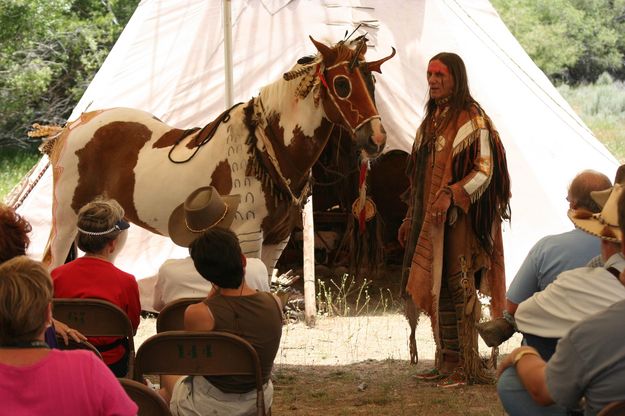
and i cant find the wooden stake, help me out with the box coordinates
[303,195,316,326]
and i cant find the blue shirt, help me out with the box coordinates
[507,228,600,304]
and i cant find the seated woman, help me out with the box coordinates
[51,198,141,377]
[158,228,283,416]
[0,256,137,414]
[0,204,86,347]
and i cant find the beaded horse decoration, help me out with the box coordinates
[41,36,395,271]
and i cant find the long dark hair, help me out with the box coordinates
[189,228,244,289]
[417,52,512,252]
[419,52,477,136]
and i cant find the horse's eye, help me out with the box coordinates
[297,56,315,65]
[333,76,351,99]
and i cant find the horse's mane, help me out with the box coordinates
[259,40,364,117]
[260,59,317,117]
[333,41,366,63]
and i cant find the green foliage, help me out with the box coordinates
[492,0,625,83]
[0,148,40,200]
[557,75,625,162]
[0,0,139,149]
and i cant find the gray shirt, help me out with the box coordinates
[546,299,625,415]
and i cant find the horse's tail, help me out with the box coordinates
[28,123,64,156]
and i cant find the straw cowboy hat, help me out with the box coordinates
[168,186,241,247]
[568,183,623,243]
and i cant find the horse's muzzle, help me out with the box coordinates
[355,119,386,158]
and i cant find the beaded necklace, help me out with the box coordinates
[427,98,451,166]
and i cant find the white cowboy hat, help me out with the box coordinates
[568,183,622,243]
[168,186,241,247]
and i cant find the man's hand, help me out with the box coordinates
[398,220,411,247]
[430,190,452,225]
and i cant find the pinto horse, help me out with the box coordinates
[42,37,395,271]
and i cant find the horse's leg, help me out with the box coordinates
[43,221,77,269]
[43,187,79,269]
[260,237,291,285]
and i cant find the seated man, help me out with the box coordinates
[477,170,611,349]
[497,186,625,416]
[512,184,625,360]
[151,186,269,312]
[158,227,283,415]
[585,164,624,268]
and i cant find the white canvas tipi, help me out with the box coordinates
[10,0,618,307]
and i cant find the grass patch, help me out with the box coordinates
[558,74,625,162]
[0,148,40,201]
[316,274,400,317]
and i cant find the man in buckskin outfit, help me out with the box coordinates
[398,52,511,387]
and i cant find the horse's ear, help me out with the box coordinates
[359,40,368,58]
[365,47,396,73]
[310,36,336,64]
[352,36,367,58]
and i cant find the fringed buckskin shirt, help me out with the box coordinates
[403,103,509,373]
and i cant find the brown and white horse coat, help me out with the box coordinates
[44,37,394,271]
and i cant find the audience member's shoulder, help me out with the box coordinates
[49,348,102,368]
[535,228,592,248]
[556,264,605,280]
[246,257,268,272]
[110,262,136,280]
[160,257,191,268]
[50,260,72,274]
[567,299,625,340]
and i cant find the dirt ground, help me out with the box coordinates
[136,312,519,415]
[272,360,504,415]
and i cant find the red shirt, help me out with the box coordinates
[52,257,141,365]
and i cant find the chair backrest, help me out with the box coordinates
[156,298,204,333]
[598,401,625,416]
[52,298,135,377]
[134,331,267,416]
[118,378,171,416]
[56,335,103,361]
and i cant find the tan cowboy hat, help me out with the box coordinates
[168,186,241,247]
[568,183,623,243]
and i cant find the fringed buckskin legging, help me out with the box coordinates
[438,256,491,384]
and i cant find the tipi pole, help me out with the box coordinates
[222,0,234,107]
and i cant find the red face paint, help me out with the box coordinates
[427,60,449,76]
[427,59,454,100]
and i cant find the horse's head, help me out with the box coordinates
[310,36,395,159]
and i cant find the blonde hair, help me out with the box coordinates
[0,256,53,345]
[76,198,125,253]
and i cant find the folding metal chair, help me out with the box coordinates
[55,335,103,360]
[134,331,270,416]
[598,400,625,416]
[155,297,204,333]
[52,298,135,378]
[118,378,172,416]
